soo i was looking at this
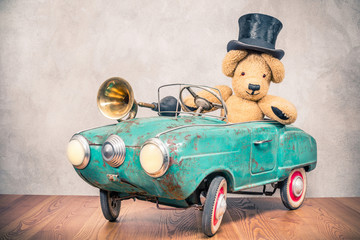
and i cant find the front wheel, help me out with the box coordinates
[280,168,307,210]
[100,189,121,221]
[202,176,227,237]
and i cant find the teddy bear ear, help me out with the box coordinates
[222,50,248,77]
[261,53,285,83]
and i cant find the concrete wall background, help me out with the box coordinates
[0,0,359,197]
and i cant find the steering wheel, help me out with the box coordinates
[179,86,228,118]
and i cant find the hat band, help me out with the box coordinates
[239,38,275,50]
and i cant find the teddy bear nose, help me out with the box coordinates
[248,84,260,91]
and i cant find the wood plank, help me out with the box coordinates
[72,205,110,240]
[0,195,50,229]
[150,206,200,239]
[250,198,329,240]
[337,197,360,213]
[73,198,136,240]
[214,209,248,240]
[0,196,76,240]
[310,198,360,238]
[0,195,23,209]
[28,196,99,240]
[226,197,281,239]
[114,200,200,239]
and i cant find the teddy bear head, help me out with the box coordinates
[222,50,285,101]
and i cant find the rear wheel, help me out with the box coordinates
[202,176,227,237]
[280,168,307,210]
[100,189,121,221]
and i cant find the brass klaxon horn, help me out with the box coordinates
[97,77,139,121]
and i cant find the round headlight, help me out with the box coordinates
[67,135,90,169]
[102,135,126,167]
[140,138,169,178]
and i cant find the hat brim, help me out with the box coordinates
[227,40,284,60]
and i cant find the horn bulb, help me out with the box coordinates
[139,96,180,117]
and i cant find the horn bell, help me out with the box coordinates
[97,77,136,120]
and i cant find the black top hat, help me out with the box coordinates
[227,13,285,59]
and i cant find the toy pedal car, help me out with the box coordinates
[66,77,317,237]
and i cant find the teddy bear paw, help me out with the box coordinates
[271,106,289,120]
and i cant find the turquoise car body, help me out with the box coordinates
[74,115,317,208]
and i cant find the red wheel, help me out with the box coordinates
[280,168,307,210]
[202,176,227,237]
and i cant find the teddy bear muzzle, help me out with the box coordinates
[247,83,261,95]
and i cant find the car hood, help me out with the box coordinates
[79,116,224,146]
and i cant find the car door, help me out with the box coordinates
[249,124,279,183]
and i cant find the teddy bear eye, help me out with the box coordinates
[241,72,245,76]
[263,74,266,78]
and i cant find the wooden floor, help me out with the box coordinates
[0,195,359,240]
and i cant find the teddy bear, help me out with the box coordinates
[184,13,297,125]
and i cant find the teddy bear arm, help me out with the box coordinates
[258,95,297,125]
[214,85,233,101]
[183,85,232,110]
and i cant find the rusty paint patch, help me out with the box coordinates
[170,147,178,155]
[194,141,198,151]
[95,135,104,140]
[252,158,259,169]
[169,156,179,166]
[126,120,140,125]
[166,139,175,146]
[158,174,184,199]
[107,174,117,181]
